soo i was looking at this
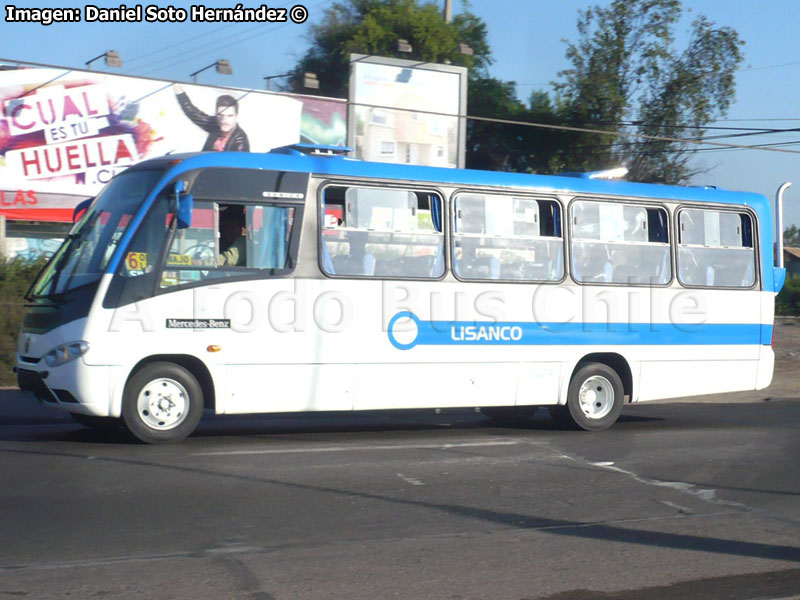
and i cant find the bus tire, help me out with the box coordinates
[547,405,571,426]
[122,362,203,444]
[563,363,624,431]
[71,413,123,431]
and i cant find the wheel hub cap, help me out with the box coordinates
[137,378,189,430]
[578,375,614,420]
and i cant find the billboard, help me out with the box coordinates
[348,55,467,169]
[0,66,346,223]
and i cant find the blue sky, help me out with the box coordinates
[3,0,799,226]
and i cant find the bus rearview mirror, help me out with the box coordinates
[173,180,193,229]
[177,193,193,229]
[72,197,94,223]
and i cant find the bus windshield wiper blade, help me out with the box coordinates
[24,301,61,308]
[40,237,78,299]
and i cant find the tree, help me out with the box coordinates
[776,273,800,316]
[286,0,540,171]
[285,0,491,98]
[554,0,744,183]
[785,225,800,247]
[466,80,570,172]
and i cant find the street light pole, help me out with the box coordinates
[263,73,290,90]
[190,59,232,83]
[85,50,122,70]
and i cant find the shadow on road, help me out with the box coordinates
[0,441,798,569]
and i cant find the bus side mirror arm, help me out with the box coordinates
[774,181,791,293]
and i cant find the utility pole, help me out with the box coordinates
[443,0,452,23]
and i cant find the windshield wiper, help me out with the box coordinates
[24,300,62,308]
[29,237,78,300]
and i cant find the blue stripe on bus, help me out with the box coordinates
[387,311,770,350]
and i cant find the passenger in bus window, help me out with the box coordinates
[218,206,246,267]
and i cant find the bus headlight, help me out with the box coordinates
[44,341,89,367]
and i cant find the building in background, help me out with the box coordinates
[348,55,467,169]
[784,247,800,276]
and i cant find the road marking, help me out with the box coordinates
[597,462,744,508]
[192,439,520,457]
[527,439,800,529]
[397,473,424,486]
[659,500,695,514]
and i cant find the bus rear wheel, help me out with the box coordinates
[559,362,624,431]
[122,362,203,444]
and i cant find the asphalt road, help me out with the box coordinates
[1,388,799,600]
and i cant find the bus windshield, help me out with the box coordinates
[29,169,165,299]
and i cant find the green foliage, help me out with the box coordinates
[466,78,529,172]
[776,274,800,316]
[553,0,744,183]
[784,225,800,247]
[286,0,524,170]
[285,0,491,98]
[285,0,743,182]
[0,258,44,385]
[465,82,571,172]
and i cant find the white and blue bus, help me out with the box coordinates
[15,144,789,443]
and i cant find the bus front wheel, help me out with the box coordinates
[122,362,204,444]
[559,363,624,431]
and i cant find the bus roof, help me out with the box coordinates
[131,146,772,216]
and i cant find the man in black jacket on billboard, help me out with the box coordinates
[173,84,250,152]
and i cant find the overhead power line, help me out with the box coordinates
[133,0,330,76]
[4,56,800,157]
[124,22,241,67]
[351,101,800,155]
[740,59,800,73]
[630,139,800,156]
[712,117,800,123]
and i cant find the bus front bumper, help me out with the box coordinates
[15,359,111,417]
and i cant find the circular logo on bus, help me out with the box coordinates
[387,311,421,350]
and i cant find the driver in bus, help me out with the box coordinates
[218,205,246,267]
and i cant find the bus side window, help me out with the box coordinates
[160,201,217,287]
[159,200,298,288]
[452,194,564,282]
[570,200,671,286]
[248,205,296,270]
[677,209,755,288]
[319,185,444,279]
